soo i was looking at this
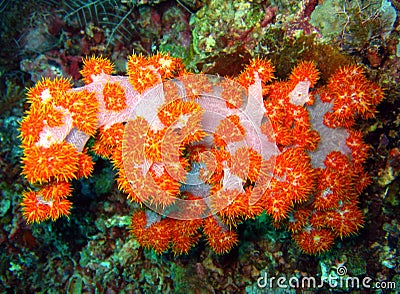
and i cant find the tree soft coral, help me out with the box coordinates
[19,53,383,255]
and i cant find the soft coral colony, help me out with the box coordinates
[19,52,383,255]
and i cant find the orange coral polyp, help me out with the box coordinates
[48,198,72,221]
[148,52,184,79]
[98,123,125,148]
[217,191,260,226]
[21,190,50,223]
[76,151,95,179]
[68,90,99,136]
[287,208,312,233]
[325,204,364,238]
[27,77,71,107]
[127,52,148,70]
[203,217,239,254]
[21,188,72,223]
[19,111,45,146]
[289,61,320,87]
[346,130,370,166]
[220,78,245,109]
[235,58,275,88]
[246,58,275,84]
[115,168,141,203]
[150,168,181,197]
[103,82,127,112]
[45,107,66,128]
[80,56,114,84]
[171,233,199,255]
[144,129,166,162]
[128,67,160,94]
[264,193,292,221]
[157,99,202,127]
[229,147,250,180]
[40,181,72,201]
[127,52,166,93]
[213,116,246,147]
[294,228,335,255]
[323,65,382,128]
[131,212,172,253]
[22,142,79,184]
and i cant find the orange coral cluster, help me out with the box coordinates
[19,76,98,223]
[19,52,383,255]
[256,61,383,254]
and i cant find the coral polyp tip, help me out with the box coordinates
[76,151,95,179]
[236,58,275,87]
[21,190,50,224]
[80,56,114,84]
[148,52,185,79]
[127,52,148,69]
[21,188,72,223]
[247,58,275,83]
[204,217,239,254]
[26,77,71,110]
[22,142,79,184]
[128,66,160,94]
[103,82,127,112]
[294,228,335,255]
[289,60,320,87]
[40,181,72,201]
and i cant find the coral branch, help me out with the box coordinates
[19,53,383,255]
